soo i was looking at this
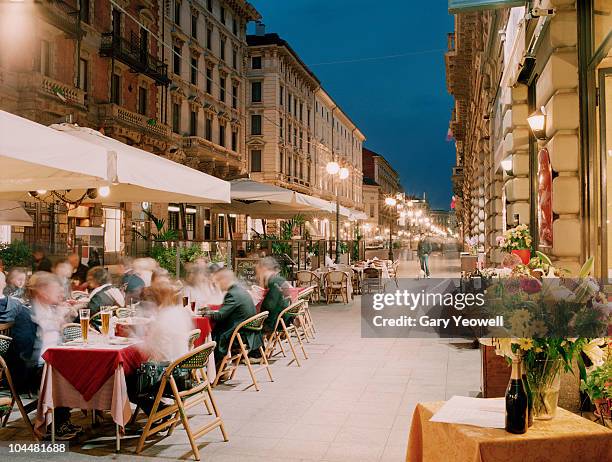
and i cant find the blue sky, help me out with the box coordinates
[248,0,456,210]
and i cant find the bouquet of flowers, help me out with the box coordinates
[497,224,532,252]
[465,235,479,255]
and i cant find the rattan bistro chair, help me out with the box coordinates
[295,270,321,302]
[0,335,34,436]
[296,286,317,338]
[213,312,273,392]
[362,267,382,294]
[135,341,228,461]
[265,300,309,367]
[0,322,14,337]
[324,271,350,303]
[61,322,99,342]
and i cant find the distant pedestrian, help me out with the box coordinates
[32,246,52,273]
[417,234,432,278]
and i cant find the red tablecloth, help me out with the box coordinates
[194,317,212,347]
[42,344,144,401]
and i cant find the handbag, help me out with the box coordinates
[135,361,193,398]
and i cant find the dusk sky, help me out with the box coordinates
[248,0,456,210]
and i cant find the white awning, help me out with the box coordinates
[0,201,32,226]
[0,110,108,194]
[50,125,230,204]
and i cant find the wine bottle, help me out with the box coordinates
[521,360,533,427]
[505,357,528,434]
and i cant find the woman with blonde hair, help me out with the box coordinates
[182,263,224,309]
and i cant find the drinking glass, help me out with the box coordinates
[190,301,196,312]
[100,306,113,338]
[183,296,189,307]
[79,308,90,344]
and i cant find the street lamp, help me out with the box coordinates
[527,107,547,140]
[385,196,398,261]
[327,161,348,263]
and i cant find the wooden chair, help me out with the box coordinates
[135,341,228,461]
[0,322,13,337]
[265,300,309,367]
[61,323,98,342]
[295,270,321,302]
[116,307,136,319]
[362,267,382,294]
[324,271,350,303]
[296,287,316,338]
[213,312,273,392]
[0,335,34,436]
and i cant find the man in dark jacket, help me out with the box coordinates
[202,269,259,360]
[32,247,52,273]
[67,253,89,285]
[417,234,433,278]
[256,257,290,333]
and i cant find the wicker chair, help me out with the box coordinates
[265,300,309,367]
[0,335,34,436]
[135,341,228,461]
[295,270,321,302]
[362,267,382,294]
[324,271,350,303]
[0,322,13,337]
[115,307,136,319]
[213,312,273,391]
[296,286,316,338]
[61,323,98,342]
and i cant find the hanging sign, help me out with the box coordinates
[449,0,525,13]
[537,148,553,247]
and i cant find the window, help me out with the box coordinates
[279,117,283,139]
[185,209,195,240]
[190,57,198,84]
[39,40,50,76]
[111,73,121,104]
[172,102,180,133]
[293,98,297,116]
[300,103,303,121]
[307,109,311,127]
[251,56,261,69]
[279,85,284,105]
[78,58,88,91]
[217,214,225,239]
[251,114,262,135]
[112,8,121,39]
[251,81,261,103]
[168,207,179,231]
[191,14,197,38]
[299,161,303,179]
[206,67,213,94]
[189,110,197,136]
[279,151,284,173]
[232,48,237,69]
[205,116,212,141]
[80,0,90,23]
[220,37,226,61]
[299,130,303,149]
[232,84,238,109]
[232,19,238,35]
[220,6,225,24]
[293,128,297,147]
[219,124,226,147]
[231,129,238,151]
[138,86,147,115]
[207,0,212,12]
[173,45,181,75]
[206,28,212,50]
[251,150,262,172]
[307,136,311,154]
[219,76,225,102]
[103,208,122,253]
[288,94,292,112]
[174,0,180,26]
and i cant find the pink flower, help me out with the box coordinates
[496,236,505,246]
[520,277,542,294]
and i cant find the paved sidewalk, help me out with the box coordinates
[0,255,480,462]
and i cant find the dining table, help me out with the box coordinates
[36,337,145,450]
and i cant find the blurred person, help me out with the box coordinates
[256,257,290,334]
[86,267,125,319]
[182,263,224,309]
[87,248,101,268]
[53,260,73,300]
[67,252,88,285]
[4,267,26,299]
[121,257,147,304]
[0,272,27,323]
[417,233,432,278]
[7,272,80,439]
[128,280,193,416]
[201,269,260,364]
[32,246,52,272]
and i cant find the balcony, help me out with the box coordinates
[100,32,170,86]
[36,0,83,38]
[98,103,171,139]
[40,75,85,107]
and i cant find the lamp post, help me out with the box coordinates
[327,161,349,263]
[385,196,398,261]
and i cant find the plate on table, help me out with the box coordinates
[110,337,131,345]
[63,339,84,345]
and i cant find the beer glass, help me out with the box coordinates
[79,309,90,344]
[100,306,113,338]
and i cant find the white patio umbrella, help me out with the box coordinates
[50,125,230,204]
[222,179,340,218]
[0,110,109,194]
[0,201,32,226]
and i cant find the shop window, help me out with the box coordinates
[103,208,122,253]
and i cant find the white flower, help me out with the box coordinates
[582,339,606,367]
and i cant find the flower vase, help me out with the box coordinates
[511,249,531,265]
[526,358,563,420]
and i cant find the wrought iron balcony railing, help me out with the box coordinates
[100,32,170,86]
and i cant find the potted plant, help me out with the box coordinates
[498,224,532,265]
[580,357,612,422]
[0,241,32,269]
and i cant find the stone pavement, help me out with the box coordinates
[0,254,480,462]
